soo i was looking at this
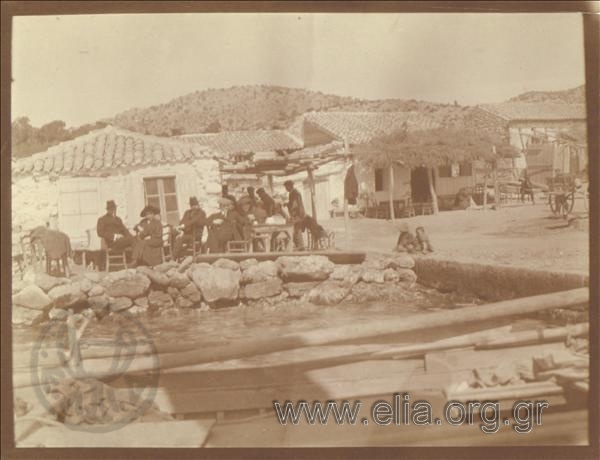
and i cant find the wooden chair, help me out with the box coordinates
[226,240,251,253]
[101,238,128,272]
[178,227,203,260]
[401,197,416,218]
[375,201,391,219]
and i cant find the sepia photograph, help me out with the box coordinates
[2,3,597,454]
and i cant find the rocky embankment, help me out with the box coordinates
[12,254,417,327]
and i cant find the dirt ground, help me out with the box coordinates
[326,200,590,273]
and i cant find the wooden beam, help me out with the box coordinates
[427,167,439,214]
[267,174,274,193]
[306,165,317,220]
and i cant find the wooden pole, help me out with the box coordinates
[482,174,488,210]
[427,167,439,214]
[267,174,274,194]
[306,166,317,220]
[388,162,395,220]
[15,288,587,386]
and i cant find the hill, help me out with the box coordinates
[109,85,451,136]
[506,85,585,104]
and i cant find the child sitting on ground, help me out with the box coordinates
[415,226,434,254]
[394,222,417,253]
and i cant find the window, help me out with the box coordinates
[143,177,179,226]
[374,168,384,191]
[459,162,473,176]
[438,164,452,178]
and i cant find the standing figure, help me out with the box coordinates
[520,170,535,204]
[284,180,306,250]
[246,186,258,208]
[256,188,276,217]
[221,184,237,205]
[131,206,163,267]
[173,196,207,260]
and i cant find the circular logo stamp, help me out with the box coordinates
[30,311,161,433]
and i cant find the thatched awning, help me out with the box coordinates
[351,127,519,168]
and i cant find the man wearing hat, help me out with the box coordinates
[173,196,208,260]
[205,197,248,253]
[284,180,306,250]
[97,200,136,253]
[221,184,237,205]
[131,205,163,266]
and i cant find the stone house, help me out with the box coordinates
[477,102,587,183]
[12,126,221,248]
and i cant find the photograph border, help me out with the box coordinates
[1,2,598,459]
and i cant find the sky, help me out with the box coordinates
[12,13,586,127]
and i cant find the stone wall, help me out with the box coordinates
[11,174,60,231]
[12,254,417,327]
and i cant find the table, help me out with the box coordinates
[251,223,294,253]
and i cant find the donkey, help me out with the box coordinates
[29,226,72,277]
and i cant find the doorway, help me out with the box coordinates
[410,167,433,203]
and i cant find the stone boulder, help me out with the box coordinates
[154,261,179,273]
[128,304,149,315]
[283,281,321,298]
[83,271,104,283]
[190,265,240,303]
[178,256,194,273]
[102,271,151,299]
[134,297,149,308]
[396,268,418,284]
[34,273,70,292]
[180,283,202,304]
[136,266,170,288]
[88,294,110,316]
[213,258,240,271]
[383,268,400,282]
[167,286,181,298]
[76,277,94,293]
[307,280,351,306]
[148,290,175,310]
[243,278,283,300]
[48,284,87,310]
[361,269,385,284]
[329,264,363,287]
[13,305,45,326]
[239,258,258,271]
[13,285,53,311]
[277,256,334,282]
[241,261,278,284]
[176,297,194,309]
[88,284,105,297]
[109,297,133,312]
[169,272,190,290]
[386,254,416,270]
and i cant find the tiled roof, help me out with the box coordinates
[177,129,302,155]
[12,126,214,177]
[478,103,586,121]
[301,111,440,144]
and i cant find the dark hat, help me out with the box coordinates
[189,196,199,206]
[140,205,159,217]
[106,200,117,210]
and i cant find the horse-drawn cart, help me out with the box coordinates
[546,173,588,218]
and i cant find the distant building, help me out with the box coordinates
[477,102,587,182]
[12,126,221,247]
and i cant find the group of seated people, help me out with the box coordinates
[393,222,433,255]
[96,200,165,268]
[96,180,327,267]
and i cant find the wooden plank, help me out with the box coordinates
[193,250,366,265]
[152,367,467,415]
[425,342,567,373]
[18,420,215,447]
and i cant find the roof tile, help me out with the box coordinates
[479,103,585,121]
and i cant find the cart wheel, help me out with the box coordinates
[548,194,561,216]
[565,192,575,215]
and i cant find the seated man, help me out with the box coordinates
[256,187,276,217]
[205,198,248,253]
[97,200,136,252]
[131,205,163,267]
[173,196,207,260]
